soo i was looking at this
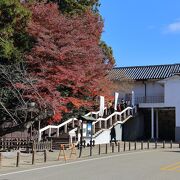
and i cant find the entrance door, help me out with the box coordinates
[158,109,175,141]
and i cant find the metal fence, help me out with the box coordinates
[135,96,164,104]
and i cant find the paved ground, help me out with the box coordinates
[0,148,180,180]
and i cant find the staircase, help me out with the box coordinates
[89,106,137,144]
[39,106,137,148]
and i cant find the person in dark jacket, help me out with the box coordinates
[110,125,117,145]
[117,103,121,112]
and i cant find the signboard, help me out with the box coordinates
[87,123,92,137]
[83,123,87,137]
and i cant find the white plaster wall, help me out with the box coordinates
[84,129,110,145]
[146,82,164,97]
[132,81,164,97]
[85,124,123,145]
[115,124,122,141]
[164,77,180,127]
[133,82,145,97]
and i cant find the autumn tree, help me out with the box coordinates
[46,0,115,66]
[23,3,114,123]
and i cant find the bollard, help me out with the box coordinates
[141,141,143,150]
[123,142,126,151]
[0,152,2,168]
[98,144,101,155]
[155,141,157,149]
[118,142,120,152]
[129,142,131,151]
[147,141,149,149]
[93,140,95,147]
[90,140,93,156]
[44,150,47,163]
[16,152,20,167]
[134,141,136,150]
[179,142,180,149]
[112,143,114,153]
[163,141,165,148]
[32,142,35,152]
[48,139,52,152]
[83,140,86,148]
[105,144,108,154]
[32,151,35,165]
[170,140,172,149]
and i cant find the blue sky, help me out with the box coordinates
[100,0,180,67]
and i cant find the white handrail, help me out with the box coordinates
[69,106,136,143]
[38,107,107,141]
[39,118,77,133]
[92,107,133,125]
[93,115,133,137]
[85,107,107,116]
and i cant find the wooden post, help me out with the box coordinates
[123,141,126,151]
[44,150,47,163]
[0,153,2,168]
[118,142,120,152]
[147,141,149,149]
[32,151,35,165]
[16,152,20,167]
[141,141,143,150]
[32,141,35,152]
[163,141,165,148]
[105,144,108,154]
[134,141,136,150]
[98,144,101,155]
[155,141,157,149]
[129,142,131,151]
[112,143,114,153]
[50,139,53,152]
[170,140,172,149]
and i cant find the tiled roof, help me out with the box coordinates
[109,63,180,80]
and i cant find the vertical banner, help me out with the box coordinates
[83,123,87,137]
[87,123,92,137]
[132,91,135,107]
[99,96,105,117]
[114,92,119,110]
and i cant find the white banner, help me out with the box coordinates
[114,92,119,110]
[132,91,135,107]
[99,96,105,117]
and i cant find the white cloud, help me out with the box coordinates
[165,21,180,33]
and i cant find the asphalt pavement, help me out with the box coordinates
[0,149,180,180]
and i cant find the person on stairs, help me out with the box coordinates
[110,125,117,145]
[107,101,112,116]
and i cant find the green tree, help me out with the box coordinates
[100,40,115,65]
[48,0,100,14]
[0,0,31,64]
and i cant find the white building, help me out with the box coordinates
[109,63,180,141]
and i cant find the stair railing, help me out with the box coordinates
[68,106,137,143]
[38,108,107,141]
[92,106,135,136]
